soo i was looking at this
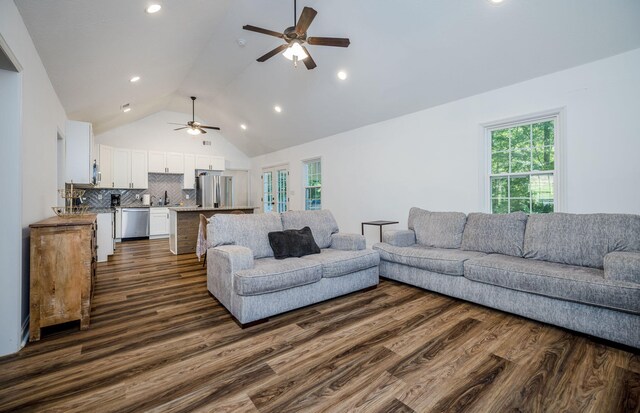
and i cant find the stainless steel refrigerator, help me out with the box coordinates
[196,173,233,208]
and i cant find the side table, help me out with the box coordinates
[361,220,399,242]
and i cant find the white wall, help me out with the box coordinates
[95,110,250,170]
[0,1,68,356]
[0,67,22,357]
[251,49,640,244]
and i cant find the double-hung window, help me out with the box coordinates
[487,115,558,214]
[303,158,321,210]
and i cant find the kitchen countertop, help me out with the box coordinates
[168,206,259,212]
[87,207,115,213]
[30,214,97,228]
[115,205,185,209]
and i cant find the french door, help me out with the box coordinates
[262,165,289,213]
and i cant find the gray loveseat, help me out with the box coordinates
[374,208,640,348]
[206,210,379,326]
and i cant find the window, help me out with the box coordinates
[487,116,558,214]
[303,158,321,210]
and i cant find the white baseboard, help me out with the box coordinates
[149,234,169,240]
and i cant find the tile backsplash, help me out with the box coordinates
[83,173,196,208]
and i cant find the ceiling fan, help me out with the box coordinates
[243,0,350,70]
[169,96,220,135]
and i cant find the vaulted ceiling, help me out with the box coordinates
[15,0,640,156]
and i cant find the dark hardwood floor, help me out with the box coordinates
[0,239,638,412]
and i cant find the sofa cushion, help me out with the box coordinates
[233,257,322,296]
[382,230,416,247]
[268,227,321,259]
[523,213,640,269]
[374,243,485,276]
[281,210,339,249]
[464,254,640,314]
[408,207,467,249]
[208,213,283,259]
[461,212,528,257]
[604,251,640,284]
[302,248,380,278]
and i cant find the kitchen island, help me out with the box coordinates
[168,206,257,255]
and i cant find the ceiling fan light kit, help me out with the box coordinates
[243,0,350,70]
[169,96,221,135]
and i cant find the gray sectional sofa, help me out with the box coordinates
[206,210,379,326]
[374,208,640,348]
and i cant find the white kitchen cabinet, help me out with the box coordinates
[148,151,166,173]
[149,208,170,238]
[114,207,122,241]
[166,152,184,174]
[195,155,225,171]
[148,151,184,174]
[111,149,147,189]
[112,148,131,189]
[183,154,196,189]
[96,212,115,262]
[98,145,113,188]
[130,150,148,189]
[65,120,94,184]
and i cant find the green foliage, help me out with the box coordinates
[490,120,556,214]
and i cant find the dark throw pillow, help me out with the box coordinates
[268,226,321,260]
[268,231,290,259]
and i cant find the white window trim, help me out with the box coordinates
[479,108,566,213]
[302,157,322,211]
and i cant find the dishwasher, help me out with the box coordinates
[121,207,150,240]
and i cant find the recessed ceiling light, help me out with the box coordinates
[337,71,348,80]
[145,4,162,14]
[122,103,131,113]
[488,0,504,3]
[130,76,140,83]
[274,105,282,113]
[240,124,247,130]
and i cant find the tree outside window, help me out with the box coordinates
[304,159,321,210]
[489,119,556,214]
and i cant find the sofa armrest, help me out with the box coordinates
[207,245,254,308]
[604,251,640,283]
[330,233,366,251]
[382,230,416,247]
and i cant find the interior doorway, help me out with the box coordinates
[262,165,289,213]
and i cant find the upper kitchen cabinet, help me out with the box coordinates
[65,120,94,184]
[149,151,184,174]
[195,155,225,171]
[112,148,130,188]
[111,148,148,189]
[98,145,113,188]
[130,150,148,189]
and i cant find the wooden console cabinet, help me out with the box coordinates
[29,215,97,341]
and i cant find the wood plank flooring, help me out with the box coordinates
[1,239,638,412]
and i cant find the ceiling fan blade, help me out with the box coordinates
[257,44,289,62]
[168,122,186,126]
[243,25,283,38]
[200,126,221,130]
[307,37,350,47]
[197,128,207,134]
[301,46,317,70]
[295,7,317,36]
[174,127,188,131]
